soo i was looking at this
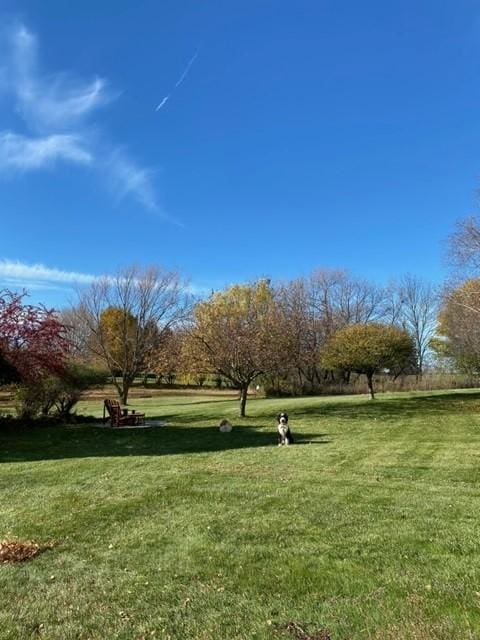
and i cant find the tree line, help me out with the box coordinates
[2,218,480,419]
[62,268,440,416]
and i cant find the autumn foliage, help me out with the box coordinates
[71,266,191,404]
[433,279,480,374]
[0,290,69,384]
[184,281,288,416]
[322,323,415,399]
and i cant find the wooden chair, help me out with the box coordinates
[103,399,145,427]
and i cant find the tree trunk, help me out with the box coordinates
[239,386,248,417]
[366,372,375,400]
[112,377,124,403]
[120,379,131,405]
[416,355,423,382]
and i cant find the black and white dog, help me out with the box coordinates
[277,411,294,446]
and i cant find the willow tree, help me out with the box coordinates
[322,323,415,399]
[71,265,191,404]
[184,281,287,416]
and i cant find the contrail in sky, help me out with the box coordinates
[155,49,199,112]
[174,49,199,88]
[155,95,170,111]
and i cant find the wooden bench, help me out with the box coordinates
[103,399,145,427]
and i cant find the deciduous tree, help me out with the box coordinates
[448,217,480,274]
[71,266,191,404]
[184,281,287,416]
[275,270,386,393]
[322,323,415,399]
[433,279,480,374]
[396,275,438,377]
[0,290,69,384]
[147,328,184,385]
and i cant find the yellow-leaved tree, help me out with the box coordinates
[322,323,415,399]
[184,281,289,416]
[432,279,480,374]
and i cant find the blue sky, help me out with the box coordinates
[0,0,479,308]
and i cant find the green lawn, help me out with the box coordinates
[1,390,480,639]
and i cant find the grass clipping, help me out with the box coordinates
[0,540,54,564]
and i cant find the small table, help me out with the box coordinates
[122,409,145,426]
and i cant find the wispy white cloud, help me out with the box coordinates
[0,259,97,286]
[0,280,66,292]
[0,23,166,218]
[106,149,157,211]
[9,25,110,131]
[0,131,92,171]
[0,259,206,297]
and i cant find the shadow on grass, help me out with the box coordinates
[283,391,480,422]
[2,391,477,464]
[0,423,329,464]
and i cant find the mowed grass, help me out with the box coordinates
[1,390,480,639]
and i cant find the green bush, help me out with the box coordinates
[51,364,108,419]
[14,380,54,420]
[14,364,108,421]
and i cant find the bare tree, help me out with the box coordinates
[71,265,191,404]
[382,283,403,327]
[330,274,384,325]
[276,279,323,393]
[448,217,480,274]
[274,270,387,393]
[397,275,438,377]
[59,307,94,363]
[308,269,385,328]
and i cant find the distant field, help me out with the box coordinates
[1,390,480,639]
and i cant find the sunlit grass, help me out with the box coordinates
[1,389,480,639]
